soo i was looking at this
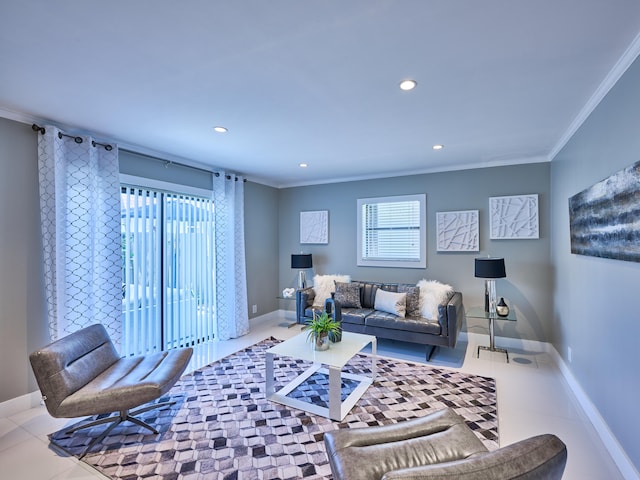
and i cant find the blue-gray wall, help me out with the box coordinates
[551,56,640,472]
[0,119,280,403]
[278,163,552,342]
[0,118,48,403]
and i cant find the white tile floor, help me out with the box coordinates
[0,313,626,480]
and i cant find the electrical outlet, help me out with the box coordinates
[252,304,257,314]
[567,346,572,363]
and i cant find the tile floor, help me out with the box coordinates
[0,313,626,480]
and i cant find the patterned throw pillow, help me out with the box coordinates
[334,282,362,308]
[398,285,421,317]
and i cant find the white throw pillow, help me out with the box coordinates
[374,289,407,318]
[417,279,454,320]
[312,274,351,307]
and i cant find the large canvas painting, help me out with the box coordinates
[569,160,640,262]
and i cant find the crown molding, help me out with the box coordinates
[549,31,640,161]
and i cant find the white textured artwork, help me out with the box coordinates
[436,210,479,251]
[490,194,539,239]
[300,210,329,244]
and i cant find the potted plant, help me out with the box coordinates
[305,311,341,351]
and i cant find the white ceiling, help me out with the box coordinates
[2,1,640,187]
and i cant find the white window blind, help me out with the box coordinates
[121,186,216,355]
[357,194,426,268]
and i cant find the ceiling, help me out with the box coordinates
[2,1,640,187]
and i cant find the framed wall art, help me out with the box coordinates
[300,210,329,244]
[490,194,539,239]
[569,160,640,262]
[436,210,479,252]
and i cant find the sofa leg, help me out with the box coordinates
[426,345,439,361]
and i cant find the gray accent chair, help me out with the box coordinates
[29,323,193,457]
[324,408,567,480]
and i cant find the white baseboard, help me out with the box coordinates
[546,344,639,480]
[0,390,42,418]
[465,330,638,479]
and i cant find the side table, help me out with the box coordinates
[466,306,516,362]
[276,296,299,328]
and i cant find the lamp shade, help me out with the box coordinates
[291,254,313,269]
[474,257,506,278]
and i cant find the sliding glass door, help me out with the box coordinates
[121,186,216,355]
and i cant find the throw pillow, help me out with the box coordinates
[398,285,421,317]
[417,279,454,320]
[312,274,351,307]
[334,282,362,308]
[374,289,407,318]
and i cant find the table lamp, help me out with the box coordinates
[291,254,313,289]
[474,257,506,314]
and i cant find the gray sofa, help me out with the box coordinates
[295,280,464,360]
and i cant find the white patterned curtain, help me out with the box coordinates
[212,172,249,340]
[38,126,122,347]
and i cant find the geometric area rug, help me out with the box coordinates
[48,337,497,480]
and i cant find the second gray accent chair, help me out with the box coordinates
[324,408,567,480]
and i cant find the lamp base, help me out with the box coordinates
[297,270,307,289]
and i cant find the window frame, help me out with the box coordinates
[357,193,427,268]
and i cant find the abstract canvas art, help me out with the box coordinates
[490,194,539,239]
[569,160,640,262]
[300,210,329,244]
[436,210,479,251]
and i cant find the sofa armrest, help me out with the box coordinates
[381,434,567,480]
[295,287,316,324]
[438,291,463,348]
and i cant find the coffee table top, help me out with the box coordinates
[266,331,375,369]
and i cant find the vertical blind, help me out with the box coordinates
[121,186,216,355]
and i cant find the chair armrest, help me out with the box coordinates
[295,287,316,323]
[381,434,567,480]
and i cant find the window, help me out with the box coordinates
[121,186,216,355]
[357,194,426,268]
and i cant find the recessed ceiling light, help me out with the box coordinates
[299,163,308,168]
[213,126,228,133]
[399,79,417,91]
[432,144,444,150]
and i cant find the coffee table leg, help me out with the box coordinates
[265,352,274,397]
[371,338,377,381]
[328,366,341,421]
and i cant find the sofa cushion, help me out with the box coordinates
[417,279,453,320]
[334,282,362,308]
[312,274,351,307]
[365,313,441,335]
[341,308,375,326]
[374,289,407,317]
[398,284,421,317]
[354,281,383,309]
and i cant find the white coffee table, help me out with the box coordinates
[265,331,377,421]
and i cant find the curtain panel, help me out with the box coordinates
[212,173,249,340]
[38,126,122,346]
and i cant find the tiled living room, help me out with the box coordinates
[2,2,640,480]
[0,314,625,479]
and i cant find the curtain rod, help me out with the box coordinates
[120,148,246,182]
[32,124,113,151]
[31,124,246,182]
